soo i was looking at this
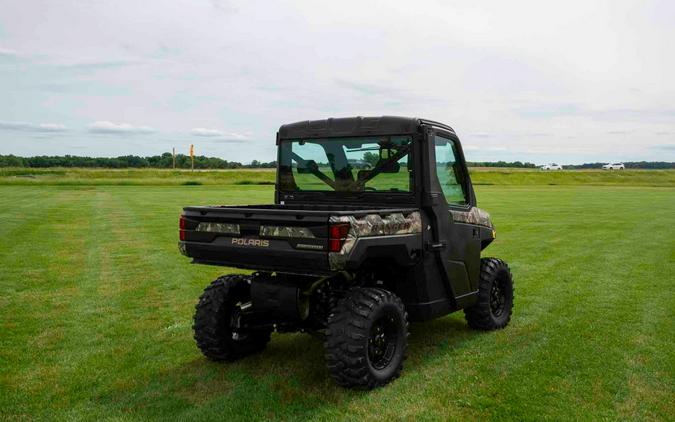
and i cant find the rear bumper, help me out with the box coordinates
[179,238,331,275]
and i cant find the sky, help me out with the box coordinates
[0,0,674,165]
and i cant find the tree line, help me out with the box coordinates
[0,153,672,169]
[467,161,537,168]
[0,153,276,169]
[562,162,674,169]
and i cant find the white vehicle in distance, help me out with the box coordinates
[541,163,563,170]
[602,163,625,170]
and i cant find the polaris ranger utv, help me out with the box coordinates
[179,116,514,389]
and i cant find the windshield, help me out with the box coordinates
[278,135,413,193]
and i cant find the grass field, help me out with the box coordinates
[1,171,674,421]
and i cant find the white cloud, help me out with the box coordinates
[88,121,154,134]
[190,128,224,137]
[190,128,249,141]
[0,121,68,132]
[467,133,493,138]
[0,47,18,57]
[38,123,68,131]
[463,145,507,152]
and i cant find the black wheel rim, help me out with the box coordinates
[490,278,506,317]
[368,312,399,370]
[229,302,247,341]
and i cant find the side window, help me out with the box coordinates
[434,135,468,205]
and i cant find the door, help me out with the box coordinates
[432,133,481,302]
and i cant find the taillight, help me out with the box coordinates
[328,223,350,252]
[179,215,186,241]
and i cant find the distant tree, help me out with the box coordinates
[0,155,26,167]
[363,152,379,167]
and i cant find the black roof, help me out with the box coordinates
[278,116,455,139]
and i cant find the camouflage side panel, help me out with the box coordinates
[259,225,315,238]
[328,211,422,270]
[450,207,494,229]
[195,222,240,234]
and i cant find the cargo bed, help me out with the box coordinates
[179,204,419,275]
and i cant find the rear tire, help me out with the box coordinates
[464,258,514,330]
[325,288,408,389]
[193,274,271,361]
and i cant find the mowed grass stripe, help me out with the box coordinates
[474,189,673,420]
[609,194,674,419]
[93,187,230,416]
[0,186,58,221]
[0,188,96,417]
[0,187,65,253]
[487,187,674,420]
[75,188,197,418]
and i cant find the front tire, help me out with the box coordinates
[193,274,271,361]
[325,288,408,389]
[464,258,514,330]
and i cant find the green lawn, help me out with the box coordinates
[1,180,674,420]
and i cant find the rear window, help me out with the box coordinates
[278,136,413,193]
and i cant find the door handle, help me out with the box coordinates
[427,242,447,251]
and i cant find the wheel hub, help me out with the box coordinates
[229,303,247,341]
[490,280,505,317]
[368,314,398,370]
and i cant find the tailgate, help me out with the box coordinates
[179,206,331,274]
